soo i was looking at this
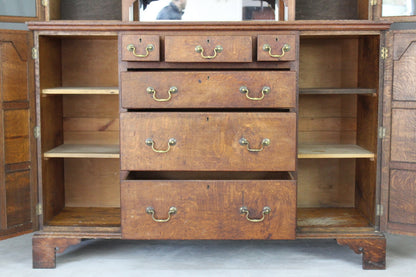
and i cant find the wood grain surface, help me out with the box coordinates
[388,170,416,226]
[1,31,36,239]
[257,35,296,61]
[165,35,252,63]
[122,179,296,240]
[121,71,296,109]
[391,109,416,163]
[337,237,386,269]
[120,112,296,171]
[121,35,160,61]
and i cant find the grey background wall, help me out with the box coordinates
[0,0,36,30]
[0,0,36,17]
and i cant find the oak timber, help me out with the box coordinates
[45,207,120,227]
[43,87,119,95]
[298,144,374,159]
[43,144,119,158]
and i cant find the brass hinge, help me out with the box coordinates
[36,203,43,216]
[370,0,377,6]
[34,126,40,139]
[376,204,384,216]
[41,0,49,7]
[381,47,389,60]
[378,126,386,139]
[31,47,38,60]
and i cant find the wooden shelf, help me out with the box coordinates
[46,207,120,227]
[44,144,120,158]
[42,87,119,95]
[298,144,375,159]
[300,88,376,95]
[297,208,373,233]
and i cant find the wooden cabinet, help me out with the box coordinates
[26,22,402,270]
[0,30,37,239]
[6,0,413,271]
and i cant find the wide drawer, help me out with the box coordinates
[165,35,252,62]
[121,34,160,61]
[120,112,296,171]
[121,177,296,240]
[121,71,296,109]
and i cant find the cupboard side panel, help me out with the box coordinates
[39,37,65,224]
[355,36,380,225]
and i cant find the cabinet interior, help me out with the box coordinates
[39,36,120,228]
[125,171,294,181]
[297,35,380,233]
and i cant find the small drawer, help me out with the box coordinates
[120,112,296,171]
[121,35,160,61]
[165,35,252,62]
[121,176,296,240]
[121,71,296,109]
[257,35,296,61]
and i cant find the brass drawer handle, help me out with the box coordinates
[195,45,223,59]
[240,86,270,101]
[263,43,290,58]
[145,138,176,153]
[127,43,154,58]
[240,206,271,223]
[146,206,177,223]
[239,137,270,152]
[146,86,178,102]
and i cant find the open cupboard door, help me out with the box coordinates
[0,30,38,240]
[0,0,59,241]
[380,30,416,236]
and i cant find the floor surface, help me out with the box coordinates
[0,233,415,276]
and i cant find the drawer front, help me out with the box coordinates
[165,36,252,62]
[257,35,296,61]
[121,35,160,61]
[120,112,296,171]
[121,180,296,240]
[121,71,296,109]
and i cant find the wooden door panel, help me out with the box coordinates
[1,42,28,101]
[391,109,416,163]
[392,34,416,101]
[382,30,416,236]
[4,109,30,164]
[389,170,416,226]
[5,171,31,227]
[0,30,36,239]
